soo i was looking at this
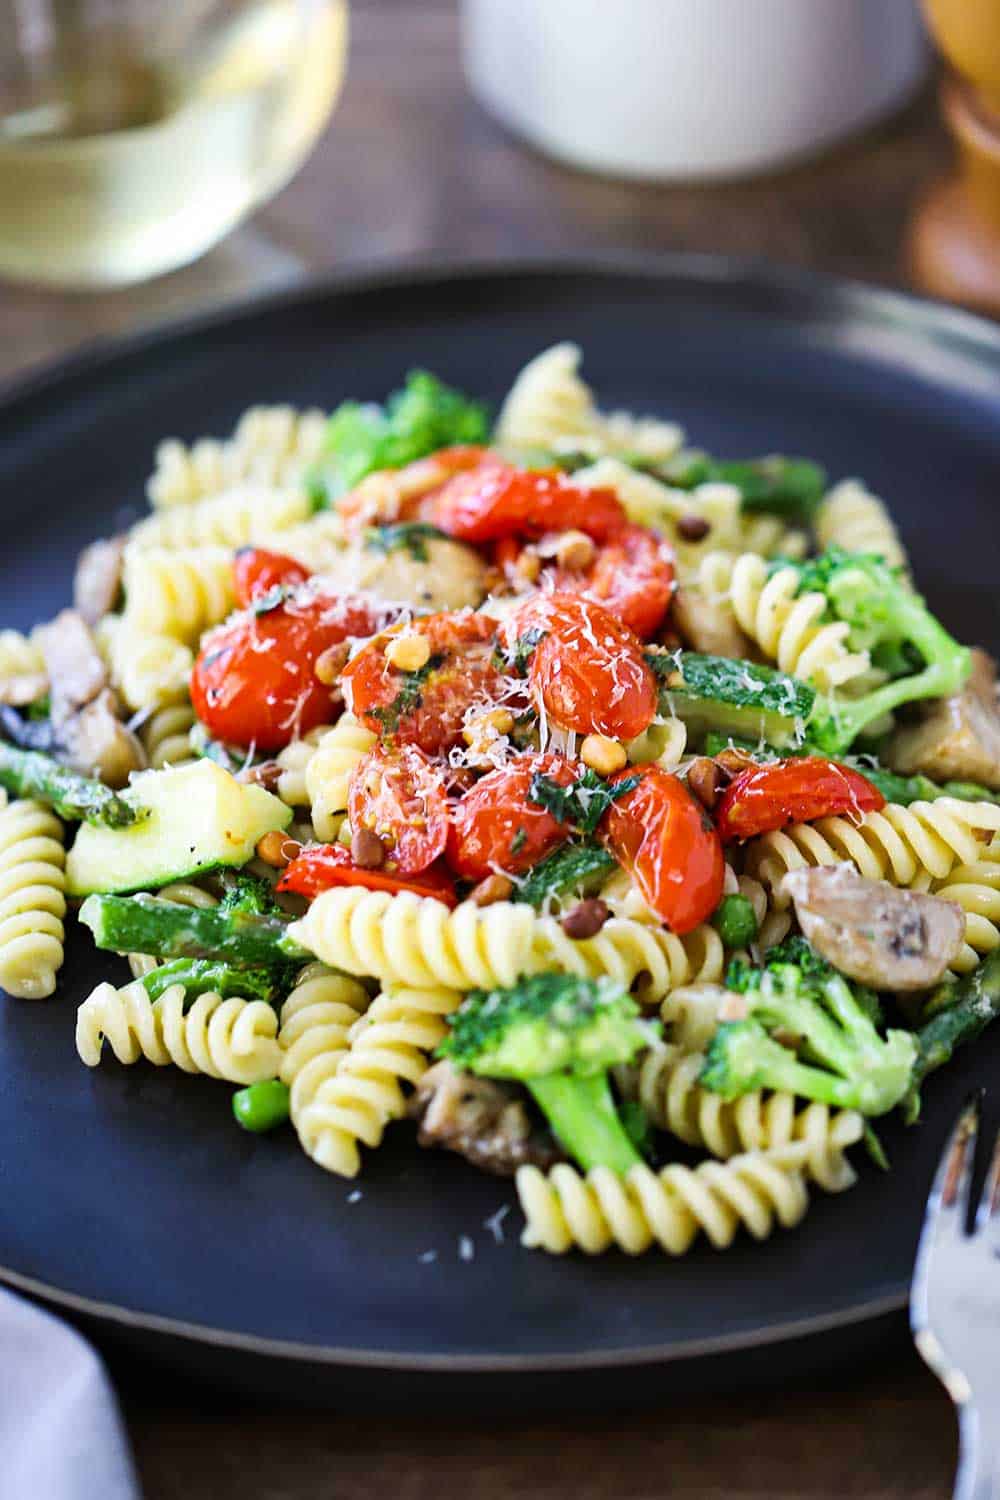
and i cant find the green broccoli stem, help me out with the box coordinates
[80,893,308,968]
[0,742,141,828]
[902,951,1000,1124]
[809,653,971,755]
[140,958,280,1006]
[527,1072,642,1174]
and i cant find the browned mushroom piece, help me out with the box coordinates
[73,536,126,625]
[408,1060,564,1177]
[780,865,965,992]
[33,610,146,786]
[886,647,1000,792]
[670,584,752,659]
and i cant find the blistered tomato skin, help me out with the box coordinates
[445,752,577,883]
[501,592,657,743]
[191,590,388,752]
[600,765,724,935]
[277,845,458,906]
[342,610,508,754]
[232,548,310,608]
[348,743,451,876]
[551,524,676,640]
[715,757,886,844]
[433,458,626,545]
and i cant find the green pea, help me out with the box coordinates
[712,893,759,950]
[232,1079,291,1133]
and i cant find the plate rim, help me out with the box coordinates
[3,251,995,1373]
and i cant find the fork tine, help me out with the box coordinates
[973,1121,1000,1241]
[912,1093,982,1335]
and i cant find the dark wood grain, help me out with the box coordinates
[0,4,969,1496]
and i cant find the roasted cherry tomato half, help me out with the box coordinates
[445,751,577,883]
[337,446,488,538]
[433,457,626,545]
[500,592,657,742]
[714,756,886,844]
[191,590,387,752]
[277,844,458,906]
[550,524,676,640]
[599,764,724,935]
[342,610,508,755]
[348,743,451,876]
[232,548,310,608]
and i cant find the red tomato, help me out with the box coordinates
[277,845,458,907]
[549,525,676,640]
[342,610,509,754]
[500,592,657,742]
[433,457,626,544]
[232,548,310,608]
[191,590,388,752]
[599,765,724,935]
[337,446,488,538]
[348,744,450,876]
[715,757,886,844]
[445,752,577,882]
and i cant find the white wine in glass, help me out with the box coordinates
[0,0,348,287]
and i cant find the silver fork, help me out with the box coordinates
[912,1093,1000,1500]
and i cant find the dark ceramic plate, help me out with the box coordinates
[2,259,999,1404]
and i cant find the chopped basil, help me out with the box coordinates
[528,768,640,837]
[363,522,447,563]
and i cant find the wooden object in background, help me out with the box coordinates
[909,0,1000,313]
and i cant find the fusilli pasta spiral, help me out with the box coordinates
[276,723,338,808]
[76,979,281,1082]
[0,629,46,697]
[745,799,1000,900]
[659,983,730,1050]
[129,484,312,552]
[516,1150,810,1256]
[140,702,196,769]
[290,888,724,1003]
[296,985,461,1177]
[0,798,66,1000]
[816,478,908,572]
[305,714,378,840]
[625,1042,863,1192]
[930,861,1000,973]
[147,405,328,508]
[699,551,871,691]
[96,616,194,711]
[121,545,236,644]
[278,964,370,1121]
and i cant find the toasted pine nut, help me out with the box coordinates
[580,734,628,776]
[386,632,431,673]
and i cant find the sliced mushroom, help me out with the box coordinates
[409,1060,564,1177]
[671,584,753,659]
[60,689,146,787]
[73,536,126,625]
[34,609,108,721]
[887,648,1000,792]
[32,611,145,785]
[781,865,965,992]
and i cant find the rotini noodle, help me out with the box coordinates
[745,799,1000,901]
[276,723,338,808]
[147,405,328,508]
[129,484,312,551]
[76,979,281,1082]
[0,629,47,698]
[659,983,730,1051]
[0,799,66,1000]
[290,888,724,1003]
[624,1041,863,1192]
[278,964,370,1123]
[305,714,378,840]
[140,701,196,769]
[516,1150,810,1256]
[816,478,909,572]
[121,545,236,645]
[296,985,461,1177]
[930,861,1000,973]
[96,616,194,711]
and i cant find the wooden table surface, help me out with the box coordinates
[0,3,973,1496]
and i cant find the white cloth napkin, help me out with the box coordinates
[0,1286,140,1500]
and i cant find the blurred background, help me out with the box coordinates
[2,0,1000,394]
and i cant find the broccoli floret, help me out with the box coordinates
[437,973,657,1173]
[777,550,971,755]
[658,452,827,522]
[310,371,489,501]
[702,937,914,1116]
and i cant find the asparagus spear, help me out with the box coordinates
[0,743,141,828]
[902,951,1000,1124]
[80,893,308,968]
[140,958,282,1006]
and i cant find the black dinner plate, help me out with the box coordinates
[2,258,999,1405]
